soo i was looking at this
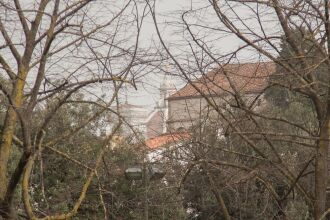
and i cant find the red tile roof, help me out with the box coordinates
[145,132,190,149]
[168,62,275,99]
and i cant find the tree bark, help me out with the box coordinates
[315,114,330,220]
[0,67,27,218]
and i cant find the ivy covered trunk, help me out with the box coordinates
[0,67,28,219]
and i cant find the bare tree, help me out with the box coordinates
[148,0,330,219]
[0,0,156,219]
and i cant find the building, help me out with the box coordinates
[145,75,176,139]
[118,102,150,137]
[114,62,275,148]
[145,132,191,162]
[140,61,276,170]
[112,75,177,139]
[166,62,275,131]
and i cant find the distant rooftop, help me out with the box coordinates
[145,132,190,149]
[168,62,275,99]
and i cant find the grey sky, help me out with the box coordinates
[124,0,262,108]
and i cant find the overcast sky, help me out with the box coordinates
[2,1,269,111]
[123,0,265,109]
[122,0,192,109]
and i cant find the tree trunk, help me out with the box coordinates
[0,108,18,198]
[315,115,330,220]
[0,202,17,220]
[204,166,231,220]
[0,68,27,218]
